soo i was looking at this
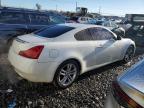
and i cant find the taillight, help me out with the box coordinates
[19,45,44,59]
[112,81,143,108]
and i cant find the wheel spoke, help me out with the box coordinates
[67,64,73,71]
[68,70,76,75]
[67,75,73,82]
[128,51,132,55]
[60,76,68,84]
[68,72,75,76]
[60,69,66,76]
[125,55,129,61]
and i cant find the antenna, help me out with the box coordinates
[99,6,101,14]
[56,4,57,11]
[36,3,41,10]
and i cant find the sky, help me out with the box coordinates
[1,0,144,16]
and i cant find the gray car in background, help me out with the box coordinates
[97,20,126,37]
[105,59,144,108]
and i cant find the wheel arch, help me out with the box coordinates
[122,44,135,59]
[52,57,83,83]
[56,57,83,74]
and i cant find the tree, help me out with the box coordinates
[36,3,41,11]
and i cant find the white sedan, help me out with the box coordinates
[8,23,135,88]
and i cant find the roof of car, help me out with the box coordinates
[0,6,62,15]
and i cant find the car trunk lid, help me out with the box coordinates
[11,34,51,54]
[118,59,144,107]
[17,34,51,43]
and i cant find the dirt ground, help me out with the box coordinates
[0,39,144,108]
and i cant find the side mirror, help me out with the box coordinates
[117,35,122,40]
[113,27,125,37]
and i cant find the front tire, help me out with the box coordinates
[53,60,80,89]
[123,45,135,63]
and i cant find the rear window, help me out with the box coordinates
[28,13,50,25]
[34,25,74,38]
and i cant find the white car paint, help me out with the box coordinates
[8,23,135,83]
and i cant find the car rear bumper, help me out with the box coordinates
[8,47,57,83]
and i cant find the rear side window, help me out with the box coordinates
[89,27,115,40]
[74,29,93,41]
[29,13,50,25]
[49,13,65,24]
[34,25,74,38]
[0,11,26,24]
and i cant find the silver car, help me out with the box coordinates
[105,59,144,108]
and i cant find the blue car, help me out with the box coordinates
[0,7,65,53]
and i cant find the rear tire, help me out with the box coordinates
[53,60,80,89]
[123,45,135,63]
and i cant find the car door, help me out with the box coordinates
[0,11,28,41]
[89,27,121,66]
[74,29,97,68]
[100,28,123,62]
[26,13,50,33]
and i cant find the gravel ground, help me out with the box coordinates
[0,47,144,108]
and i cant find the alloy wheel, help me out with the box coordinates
[58,63,77,87]
[124,46,134,62]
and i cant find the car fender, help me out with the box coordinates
[121,39,136,59]
[46,52,85,82]
[54,51,86,74]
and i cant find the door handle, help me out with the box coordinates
[97,44,103,48]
